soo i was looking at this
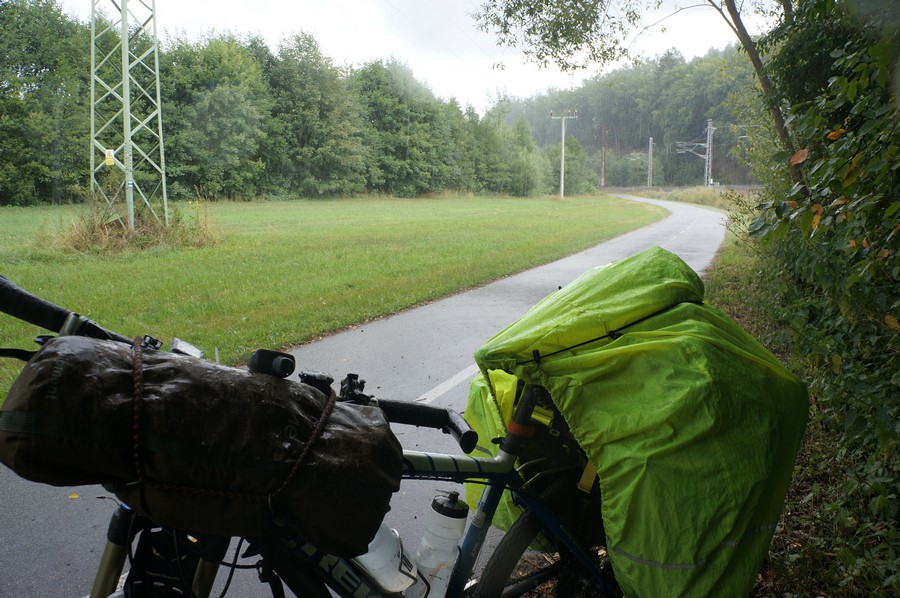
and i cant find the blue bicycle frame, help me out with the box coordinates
[276,445,607,598]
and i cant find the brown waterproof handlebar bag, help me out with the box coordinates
[0,335,402,558]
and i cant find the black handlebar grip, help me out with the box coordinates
[0,275,72,333]
[376,399,446,428]
[445,409,478,454]
[375,399,478,454]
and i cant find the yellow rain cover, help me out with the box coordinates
[467,247,808,597]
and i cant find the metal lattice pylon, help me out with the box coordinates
[90,0,168,230]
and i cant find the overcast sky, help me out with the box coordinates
[58,0,769,113]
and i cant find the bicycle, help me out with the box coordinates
[0,274,620,598]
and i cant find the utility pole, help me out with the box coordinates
[549,110,577,198]
[647,137,654,188]
[600,127,607,192]
[91,0,169,230]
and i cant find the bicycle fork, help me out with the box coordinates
[90,505,131,598]
[89,503,228,598]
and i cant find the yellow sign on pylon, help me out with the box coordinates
[104,149,115,166]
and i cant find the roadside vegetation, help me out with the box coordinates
[634,186,736,211]
[673,185,898,596]
[738,6,898,593]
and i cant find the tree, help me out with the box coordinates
[499,46,757,186]
[178,83,266,198]
[350,60,447,197]
[469,112,511,194]
[474,0,643,70]
[0,0,90,205]
[544,135,595,194]
[605,151,649,187]
[432,100,479,193]
[161,35,270,199]
[261,33,366,197]
[500,117,546,196]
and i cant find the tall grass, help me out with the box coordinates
[629,186,753,212]
[53,199,219,253]
[1,195,665,399]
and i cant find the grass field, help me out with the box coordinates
[0,195,666,398]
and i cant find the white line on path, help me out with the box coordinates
[414,364,480,404]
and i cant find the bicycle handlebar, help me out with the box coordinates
[0,275,72,334]
[0,275,132,344]
[374,398,478,454]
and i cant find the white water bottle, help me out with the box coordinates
[353,522,417,594]
[406,491,469,598]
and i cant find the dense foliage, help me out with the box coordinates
[747,1,899,591]
[0,0,89,205]
[0,1,556,204]
[474,0,642,70]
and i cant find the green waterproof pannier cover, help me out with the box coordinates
[468,247,808,597]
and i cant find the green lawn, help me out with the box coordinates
[0,195,665,398]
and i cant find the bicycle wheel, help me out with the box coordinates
[473,508,619,598]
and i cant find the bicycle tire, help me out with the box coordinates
[473,508,618,598]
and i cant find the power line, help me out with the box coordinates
[425,0,496,62]
[380,0,484,75]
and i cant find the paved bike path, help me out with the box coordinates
[288,195,726,567]
[290,195,725,409]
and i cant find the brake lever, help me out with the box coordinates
[339,373,372,405]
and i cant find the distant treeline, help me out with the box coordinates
[501,46,758,187]
[1,0,757,205]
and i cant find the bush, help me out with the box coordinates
[743,10,899,590]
